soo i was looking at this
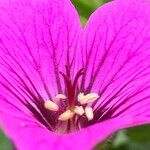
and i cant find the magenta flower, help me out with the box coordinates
[0,0,150,149]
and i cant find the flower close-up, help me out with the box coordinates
[0,0,150,149]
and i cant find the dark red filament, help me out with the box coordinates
[59,65,85,108]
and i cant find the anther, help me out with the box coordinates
[55,94,67,100]
[58,110,74,121]
[78,92,99,104]
[85,107,94,121]
[44,100,59,111]
[74,106,84,116]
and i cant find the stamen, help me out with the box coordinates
[74,106,84,116]
[44,100,59,111]
[55,94,67,100]
[78,92,99,104]
[58,110,74,121]
[85,107,94,121]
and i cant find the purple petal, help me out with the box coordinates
[81,0,150,126]
[1,0,150,150]
[0,0,81,127]
[0,0,81,104]
[0,0,82,149]
[0,112,131,150]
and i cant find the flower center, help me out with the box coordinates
[43,66,99,133]
[44,92,99,133]
[44,92,99,121]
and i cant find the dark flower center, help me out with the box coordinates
[41,66,99,133]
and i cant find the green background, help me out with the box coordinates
[0,0,150,150]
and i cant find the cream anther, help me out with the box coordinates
[74,106,84,116]
[58,110,74,121]
[55,94,67,100]
[78,92,99,104]
[44,100,59,111]
[85,107,94,121]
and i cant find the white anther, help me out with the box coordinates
[44,100,59,111]
[85,107,94,121]
[58,110,74,121]
[78,92,99,104]
[78,92,84,100]
[74,106,84,116]
[55,94,67,100]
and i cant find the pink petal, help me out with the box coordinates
[1,0,150,150]
[0,0,81,129]
[0,112,134,150]
[81,0,150,125]
[0,0,81,104]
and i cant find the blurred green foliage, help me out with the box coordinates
[0,0,150,150]
[94,125,150,150]
[72,0,109,25]
[0,129,12,150]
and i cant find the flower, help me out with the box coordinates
[0,0,150,149]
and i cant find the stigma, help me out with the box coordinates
[44,93,99,121]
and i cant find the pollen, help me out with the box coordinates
[85,107,94,121]
[57,92,99,121]
[55,94,67,100]
[58,110,74,121]
[78,92,99,104]
[44,100,59,111]
[74,106,84,116]
[44,92,99,122]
